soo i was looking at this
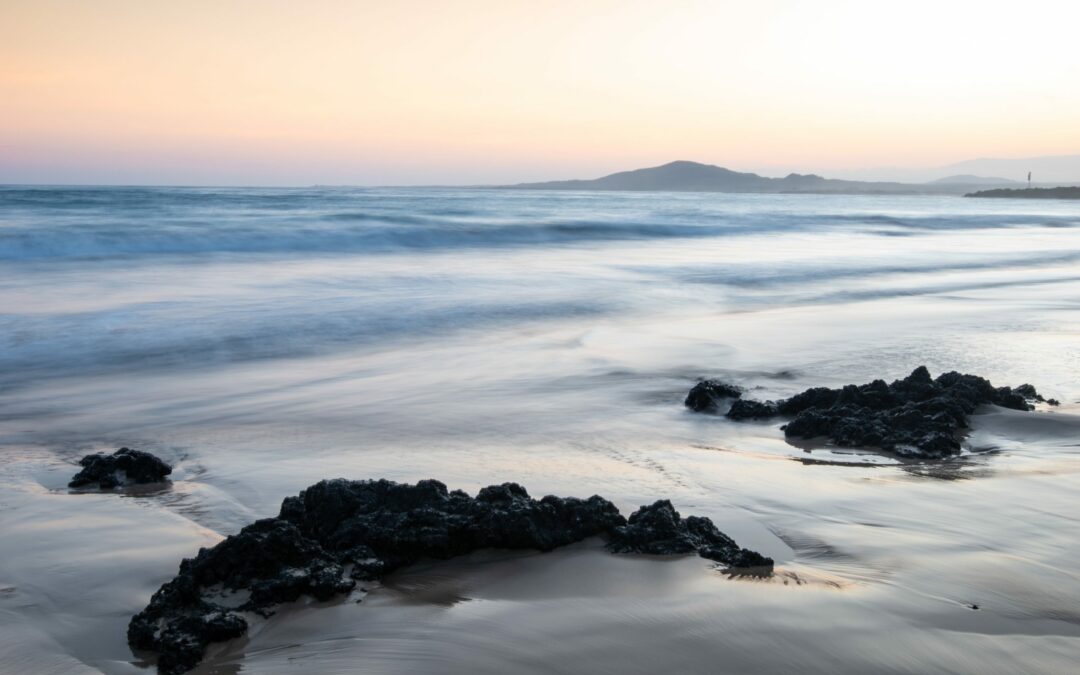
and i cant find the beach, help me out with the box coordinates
[1,186,1079,673]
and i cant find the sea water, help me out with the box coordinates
[1,186,1079,673]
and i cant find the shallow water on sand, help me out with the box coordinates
[1,187,1079,673]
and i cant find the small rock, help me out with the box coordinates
[684,380,743,412]
[69,447,172,489]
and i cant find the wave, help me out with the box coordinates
[0,298,608,387]
[1,186,1078,261]
[661,250,1080,289]
[0,221,736,261]
[801,273,1080,305]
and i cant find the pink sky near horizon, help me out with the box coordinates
[3,0,1080,185]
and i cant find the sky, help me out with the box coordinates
[3,0,1080,186]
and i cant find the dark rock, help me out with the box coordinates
[153,612,246,675]
[1011,383,1044,402]
[726,398,778,420]
[128,518,353,674]
[69,447,172,488]
[130,478,771,673]
[689,367,1051,459]
[777,386,841,415]
[607,500,773,569]
[1047,398,1060,406]
[278,478,626,576]
[684,379,742,412]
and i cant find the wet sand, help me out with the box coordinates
[2,407,1079,674]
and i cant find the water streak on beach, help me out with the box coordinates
[1,187,1079,673]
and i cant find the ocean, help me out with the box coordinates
[1,186,1079,673]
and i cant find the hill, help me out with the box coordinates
[928,174,1017,186]
[505,161,989,195]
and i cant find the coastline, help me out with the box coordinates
[3,403,1080,673]
[965,187,1080,200]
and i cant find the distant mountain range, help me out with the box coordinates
[926,174,1017,186]
[502,161,1022,195]
[827,154,1080,184]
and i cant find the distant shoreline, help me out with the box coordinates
[964,186,1080,200]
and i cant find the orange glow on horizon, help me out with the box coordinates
[3,0,1080,185]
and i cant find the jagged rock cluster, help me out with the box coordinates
[687,366,1055,458]
[69,447,172,488]
[608,499,772,568]
[130,478,771,674]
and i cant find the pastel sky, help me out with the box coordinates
[3,0,1079,185]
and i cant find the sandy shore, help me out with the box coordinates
[2,406,1079,674]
